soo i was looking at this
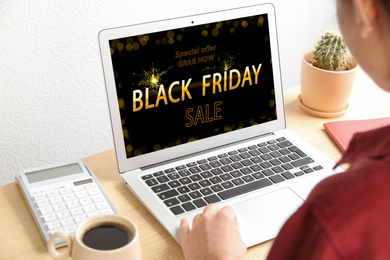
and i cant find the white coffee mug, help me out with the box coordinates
[47,214,141,260]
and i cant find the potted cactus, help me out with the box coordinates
[299,32,358,117]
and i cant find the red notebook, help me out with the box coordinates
[323,117,390,152]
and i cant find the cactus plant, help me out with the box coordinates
[313,32,352,71]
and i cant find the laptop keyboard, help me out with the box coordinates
[142,137,323,215]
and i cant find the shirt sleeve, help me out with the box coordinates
[266,205,342,260]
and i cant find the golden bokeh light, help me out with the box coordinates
[154,144,162,151]
[118,98,125,108]
[126,145,133,152]
[133,42,140,51]
[167,31,175,39]
[241,20,248,28]
[117,43,124,51]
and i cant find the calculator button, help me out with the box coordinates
[87,189,100,196]
[63,194,76,202]
[86,212,99,218]
[91,196,104,203]
[39,206,53,215]
[95,203,108,210]
[64,226,76,235]
[59,188,72,195]
[66,201,79,209]
[79,198,92,206]
[75,191,88,199]
[60,219,74,227]
[85,183,95,189]
[100,209,113,214]
[72,186,85,192]
[36,199,50,208]
[49,197,63,205]
[46,221,61,231]
[48,229,62,236]
[69,208,83,216]
[46,191,59,197]
[73,215,86,223]
[33,194,46,201]
[83,205,96,213]
[43,214,57,223]
[56,211,70,220]
[52,204,66,212]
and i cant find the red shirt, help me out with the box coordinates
[267,125,390,259]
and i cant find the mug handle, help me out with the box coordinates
[47,231,73,260]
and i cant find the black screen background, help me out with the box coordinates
[110,14,277,158]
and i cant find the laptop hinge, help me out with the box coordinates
[140,132,274,172]
[122,168,143,176]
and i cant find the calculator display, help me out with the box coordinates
[26,163,83,183]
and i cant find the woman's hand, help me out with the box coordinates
[179,204,247,260]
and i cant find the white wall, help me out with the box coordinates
[0,0,338,186]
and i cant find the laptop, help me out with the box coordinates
[99,3,342,247]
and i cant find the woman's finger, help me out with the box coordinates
[179,218,190,241]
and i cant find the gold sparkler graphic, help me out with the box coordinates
[203,53,236,72]
[219,53,236,71]
[135,64,172,93]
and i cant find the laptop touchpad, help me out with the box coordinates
[233,188,304,247]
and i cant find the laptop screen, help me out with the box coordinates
[109,13,277,159]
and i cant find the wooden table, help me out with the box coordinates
[1,69,390,260]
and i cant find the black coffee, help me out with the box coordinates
[82,224,132,250]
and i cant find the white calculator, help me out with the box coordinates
[16,161,118,247]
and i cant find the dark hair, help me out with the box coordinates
[380,0,390,14]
